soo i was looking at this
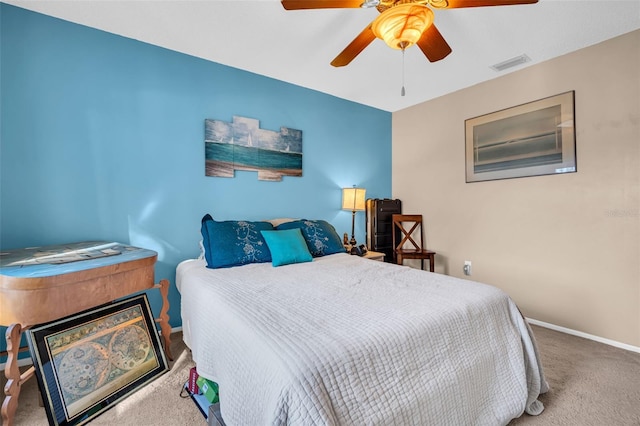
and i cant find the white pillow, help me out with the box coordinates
[264,218,298,227]
[198,239,205,260]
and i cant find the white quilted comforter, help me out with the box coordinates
[177,254,548,425]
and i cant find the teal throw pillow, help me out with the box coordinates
[261,228,313,267]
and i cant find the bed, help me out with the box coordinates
[177,217,548,425]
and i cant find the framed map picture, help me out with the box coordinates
[27,294,168,426]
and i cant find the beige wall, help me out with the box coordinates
[392,30,639,347]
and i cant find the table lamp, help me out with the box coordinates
[342,186,366,247]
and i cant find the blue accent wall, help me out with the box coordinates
[0,3,391,351]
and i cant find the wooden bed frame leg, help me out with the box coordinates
[2,324,35,426]
[154,279,173,361]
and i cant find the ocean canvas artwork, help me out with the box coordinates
[205,116,302,181]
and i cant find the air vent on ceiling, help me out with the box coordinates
[490,54,531,72]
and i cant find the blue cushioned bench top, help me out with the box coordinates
[0,241,156,278]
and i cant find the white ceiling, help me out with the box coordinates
[4,0,640,112]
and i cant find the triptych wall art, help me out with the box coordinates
[205,116,303,182]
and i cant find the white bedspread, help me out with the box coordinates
[177,253,547,425]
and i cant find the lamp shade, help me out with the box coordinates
[342,187,366,211]
[371,4,434,50]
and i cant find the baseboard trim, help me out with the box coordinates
[527,318,640,354]
[1,326,184,371]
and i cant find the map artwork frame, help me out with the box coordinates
[26,293,169,426]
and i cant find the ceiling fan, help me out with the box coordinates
[281,0,539,67]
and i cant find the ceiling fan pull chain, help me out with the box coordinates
[401,48,406,97]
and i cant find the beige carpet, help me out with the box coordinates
[2,325,640,425]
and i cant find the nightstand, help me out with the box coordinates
[363,251,385,262]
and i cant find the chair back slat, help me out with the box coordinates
[391,214,436,271]
[392,214,425,253]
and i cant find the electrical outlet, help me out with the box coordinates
[463,260,472,276]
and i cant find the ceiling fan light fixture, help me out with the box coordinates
[371,4,434,50]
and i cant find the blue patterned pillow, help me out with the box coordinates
[201,214,273,268]
[276,219,346,257]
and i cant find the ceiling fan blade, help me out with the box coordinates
[416,24,452,63]
[443,0,538,8]
[331,25,376,67]
[281,0,363,10]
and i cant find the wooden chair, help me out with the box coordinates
[392,214,436,272]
